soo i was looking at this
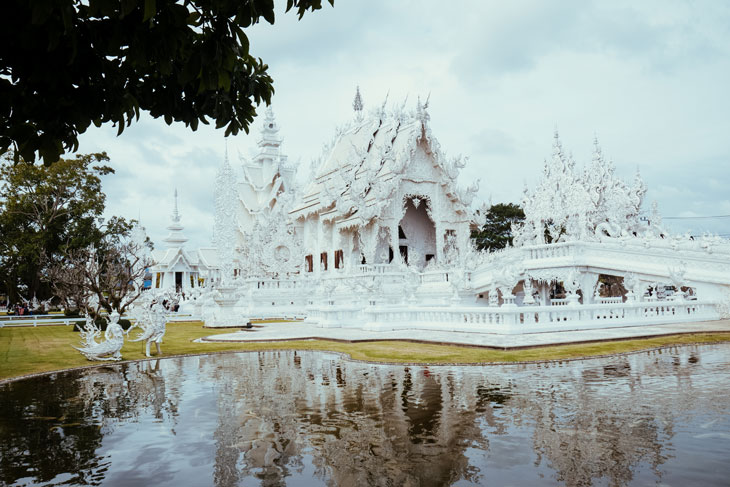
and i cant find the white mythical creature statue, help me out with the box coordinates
[623,273,641,302]
[129,298,169,357]
[668,262,688,301]
[522,278,537,305]
[563,270,582,305]
[74,311,125,361]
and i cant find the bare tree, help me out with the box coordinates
[49,225,152,317]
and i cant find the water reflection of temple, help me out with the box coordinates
[195,349,720,486]
[1,346,728,486]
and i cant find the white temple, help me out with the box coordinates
[149,189,218,293]
[156,89,730,332]
[290,94,476,274]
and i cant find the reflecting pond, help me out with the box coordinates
[1,344,729,486]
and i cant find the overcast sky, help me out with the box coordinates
[76,0,730,249]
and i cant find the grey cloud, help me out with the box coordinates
[73,0,730,248]
[452,0,730,85]
[470,128,518,155]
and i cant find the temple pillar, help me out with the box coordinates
[539,282,550,306]
[435,222,444,263]
[578,272,600,304]
[390,220,401,266]
[314,216,323,276]
[330,223,339,270]
[344,230,353,270]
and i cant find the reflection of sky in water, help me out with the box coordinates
[1,345,729,486]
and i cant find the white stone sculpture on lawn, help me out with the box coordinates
[74,311,125,361]
[129,295,169,357]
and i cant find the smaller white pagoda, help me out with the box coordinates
[149,189,218,293]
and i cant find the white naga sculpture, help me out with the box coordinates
[129,296,169,357]
[74,311,125,361]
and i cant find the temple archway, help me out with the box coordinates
[399,197,436,269]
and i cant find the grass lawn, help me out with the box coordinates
[1,320,728,381]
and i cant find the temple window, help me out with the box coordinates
[335,249,344,269]
[320,252,328,271]
[305,255,313,273]
[398,225,407,239]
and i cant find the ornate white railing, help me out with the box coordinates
[308,300,719,334]
[598,297,624,305]
[355,264,392,274]
[472,239,730,298]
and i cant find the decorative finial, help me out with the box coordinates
[263,105,277,131]
[172,188,180,223]
[353,85,363,120]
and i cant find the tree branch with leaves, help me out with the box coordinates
[1,0,334,164]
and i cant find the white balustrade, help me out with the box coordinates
[309,298,719,334]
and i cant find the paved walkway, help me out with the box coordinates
[200,319,730,349]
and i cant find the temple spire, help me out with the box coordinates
[172,187,180,223]
[258,106,282,147]
[353,85,363,120]
[163,187,188,248]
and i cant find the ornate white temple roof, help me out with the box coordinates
[151,190,219,276]
[290,95,477,227]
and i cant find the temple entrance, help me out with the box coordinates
[399,197,436,269]
[175,272,182,292]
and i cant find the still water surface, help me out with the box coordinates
[1,345,729,486]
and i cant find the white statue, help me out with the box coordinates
[74,311,125,361]
[522,279,536,305]
[668,262,688,301]
[130,299,168,357]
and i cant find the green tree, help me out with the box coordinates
[0,152,114,304]
[1,0,334,164]
[471,203,526,251]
